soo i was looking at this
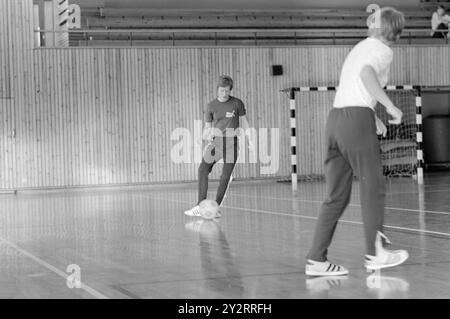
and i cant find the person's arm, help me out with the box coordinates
[374,114,387,137]
[431,12,439,36]
[240,115,255,149]
[443,14,450,24]
[202,103,215,142]
[432,12,439,30]
[240,115,250,131]
[203,122,213,141]
[360,65,402,124]
[236,100,255,149]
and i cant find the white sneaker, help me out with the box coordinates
[305,259,349,276]
[184,205,201,217]
[184,205,222,219]
[365,231,409,272]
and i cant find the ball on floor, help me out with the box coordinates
[198,199,220,219]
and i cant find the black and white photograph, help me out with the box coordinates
[1,0,450,305]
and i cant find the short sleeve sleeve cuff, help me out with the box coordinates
[237,100,246,116]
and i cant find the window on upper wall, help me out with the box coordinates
[34,0,81,48]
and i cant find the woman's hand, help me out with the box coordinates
[375,115,387,137]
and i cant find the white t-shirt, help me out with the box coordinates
[333,37,393,110]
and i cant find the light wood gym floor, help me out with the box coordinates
[0,172,449,299]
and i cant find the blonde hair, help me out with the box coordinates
[217,75,233,90]
[367,7,405,43]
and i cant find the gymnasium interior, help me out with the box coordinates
[0,0,450,299]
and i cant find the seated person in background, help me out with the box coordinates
[431,5,450,38]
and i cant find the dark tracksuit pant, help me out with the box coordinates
[433,23,448,38]
[198,136,238,206]
[307,107,386,261]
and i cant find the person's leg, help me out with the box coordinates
[216,163,236,206]
[335,108,407,270]
[307,109,354,262]
[198,158,216,204]
[216,138,238,206]
[434,23,447,38]
[306,143,354,262]
[334,108,385,256]
[185,143,217,217]
[198,142,217,204]
[351,144,408,270]
[305,109,354,276]
[346,145,385,256]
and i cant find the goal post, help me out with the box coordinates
[280,85,423,191]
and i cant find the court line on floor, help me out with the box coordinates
[132,194,450,238]
[110,285,142,299]
[116,271,307,287]
[221,205,450,238]
[0,235,109,299]
[277,181,450,189]
[276,181,450,191]
[226,193,450,216]
[422,182,450,188]
[388,189,450,195]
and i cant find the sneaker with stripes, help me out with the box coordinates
[184,205,201,217]
[365,231,409,272]
[184,205,222,219]
[305,259,349,276]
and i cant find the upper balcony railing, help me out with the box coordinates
[34,28,450,48]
